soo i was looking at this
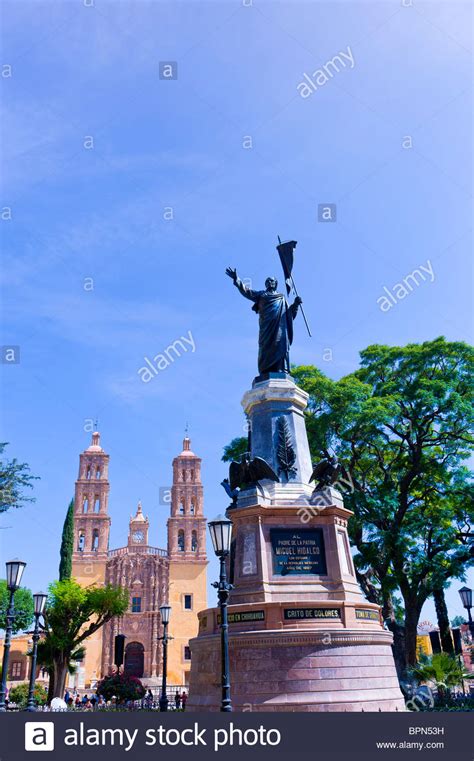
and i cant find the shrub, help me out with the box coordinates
[96,672,145,702]
[8,682,48,708]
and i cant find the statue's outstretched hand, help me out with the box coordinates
[226,267,237,282]
[294,296,303,306]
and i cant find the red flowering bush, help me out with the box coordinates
[96,672,145,702]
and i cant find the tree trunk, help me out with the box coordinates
[404,602,422,667]
[46,668,55,704]
[433,586,454,655]
[382,591,407,678]
[387,620,407,678]
[52,657,69,700]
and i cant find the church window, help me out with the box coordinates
[96,467,101,479]
[182,469,186,482]
[132,597,142,613]
[86,466,91,480]
[191,531,198,551]
[94,497,100,513]
[190,469,195,481]
[179,501,185,515]
[77,532,85,551]
[184,646,191,661]
[190,500,195,515]
[91,529,99,551]
[178,530,185,552]
[184,594,192,610]
[83,498,89,513]
[11,661,22,679]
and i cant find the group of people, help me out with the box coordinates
[64,691,106,710]
[63,688,188,711]
[174,689,188,710]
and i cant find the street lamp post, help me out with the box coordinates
[458,586,474,636]
[208,513,233,712]
[0,559,27,712]
[26,592,48,712]
[158,604,172,712]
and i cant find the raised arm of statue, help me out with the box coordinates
[226,267,259,302]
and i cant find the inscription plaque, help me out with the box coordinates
[271,528,327,575]
[284,607,341,620]
[355,608,380,621]
[217,610,265,625]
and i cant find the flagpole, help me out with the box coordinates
[277,236,312,338]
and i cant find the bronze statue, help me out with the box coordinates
[226,267,302,375]
[228,451,279,491]
[309,455,343,490]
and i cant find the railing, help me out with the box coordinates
[108,546,168,558]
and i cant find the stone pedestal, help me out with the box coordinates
[187,375,405,712]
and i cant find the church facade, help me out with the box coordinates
[70,431,207,689]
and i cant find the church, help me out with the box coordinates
[70,431,207,690]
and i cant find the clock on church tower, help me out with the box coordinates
[128,502,149,547]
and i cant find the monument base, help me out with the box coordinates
[187,609,404,712]
[188,375,405,711]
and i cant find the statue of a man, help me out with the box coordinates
[226,267,302,375]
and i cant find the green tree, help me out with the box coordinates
[222,437,247,463]
[0,442,38,513]
[59,500,74,581]
[8,681,48,708]
[292,337,474,671]
[451,615,467,627]
[40,579,129,700]
[0,580,34,633]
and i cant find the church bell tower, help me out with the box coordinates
[72,430,111,581]
[71,430,111,686]
[166,435,207,685]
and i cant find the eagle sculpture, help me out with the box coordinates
[309,455,342,490]
[229,451,279,491]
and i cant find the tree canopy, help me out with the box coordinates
[0,580,34,633]
[292,338,474,670]
[40,579,129,699]
[0,442,38,513]
[222,437,247,463]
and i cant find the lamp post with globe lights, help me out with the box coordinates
[26,592,48,711]
[208,513,233,712]
[0,559,27,711]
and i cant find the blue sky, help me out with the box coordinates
[1,0,472,628]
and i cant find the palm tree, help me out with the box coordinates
[410,652,473,699]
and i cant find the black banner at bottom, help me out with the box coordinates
[0,711,472,760]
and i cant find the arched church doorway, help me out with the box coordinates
[124,641,144,678]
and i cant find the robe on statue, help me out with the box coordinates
[234,278,297,375]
